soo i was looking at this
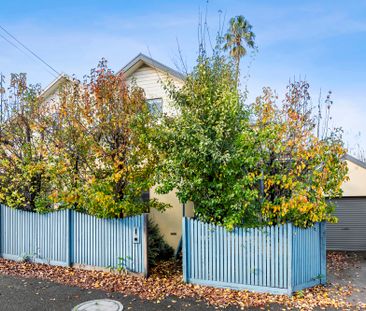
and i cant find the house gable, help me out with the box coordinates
[342,154,366,197]
[119,53,184,115]
[119,53,185,81]
[125,64,183,115]
[41,53,185,115]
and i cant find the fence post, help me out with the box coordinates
[182,217,189,282]
[67,209,73,267]
[0,205,2,257]
[287,223,293,295]
[142,213,149,278]
[319,222,327,285]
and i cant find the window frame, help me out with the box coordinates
[146,97,163,114]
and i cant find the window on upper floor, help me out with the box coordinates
[146,98,163,114]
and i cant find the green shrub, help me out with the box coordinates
[147,219,174,267]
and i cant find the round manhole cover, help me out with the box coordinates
[72,299,123,311]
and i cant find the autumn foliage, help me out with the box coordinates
[0,62,167,217]
[252,82,348,227]
[0,74,51,211]
[0,56,348,227]
[47,60,167,217]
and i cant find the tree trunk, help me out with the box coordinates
[235,58,240,87]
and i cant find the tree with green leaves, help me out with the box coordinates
[152,49,259,229]
[223,15,256,84]
[152,13,347,229]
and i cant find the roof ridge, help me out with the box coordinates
[41,53,185,99]
[344,154,366,169]
[118,53,185,80]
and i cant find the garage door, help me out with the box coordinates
[327,197,366,251]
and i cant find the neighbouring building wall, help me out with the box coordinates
[341,159,366,196]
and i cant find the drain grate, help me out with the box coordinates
[72,299,123,311]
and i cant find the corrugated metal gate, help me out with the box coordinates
[327,197,366,251]
[0,205,148,275]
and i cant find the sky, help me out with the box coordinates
[1,0,366,153]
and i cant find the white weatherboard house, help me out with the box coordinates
[43,53,366,251]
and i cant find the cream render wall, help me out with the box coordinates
[341,159,366,196]
[149,187,194,250]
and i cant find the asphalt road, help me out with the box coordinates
[0,273,342,311]
[0,274,244,311]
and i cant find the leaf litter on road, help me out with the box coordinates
[0,255,364,310]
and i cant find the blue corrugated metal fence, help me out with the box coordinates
[182,218,326,295]
[0,205,148,275]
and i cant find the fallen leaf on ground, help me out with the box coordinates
[0,254,364,310]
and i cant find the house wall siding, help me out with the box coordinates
[126,64,183,115]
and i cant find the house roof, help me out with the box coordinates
[344,154,366,170]
[41,53,185,101]
[40,73,70,99]
[117,53,185,80]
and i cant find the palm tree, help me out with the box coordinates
[223,15,255,84]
